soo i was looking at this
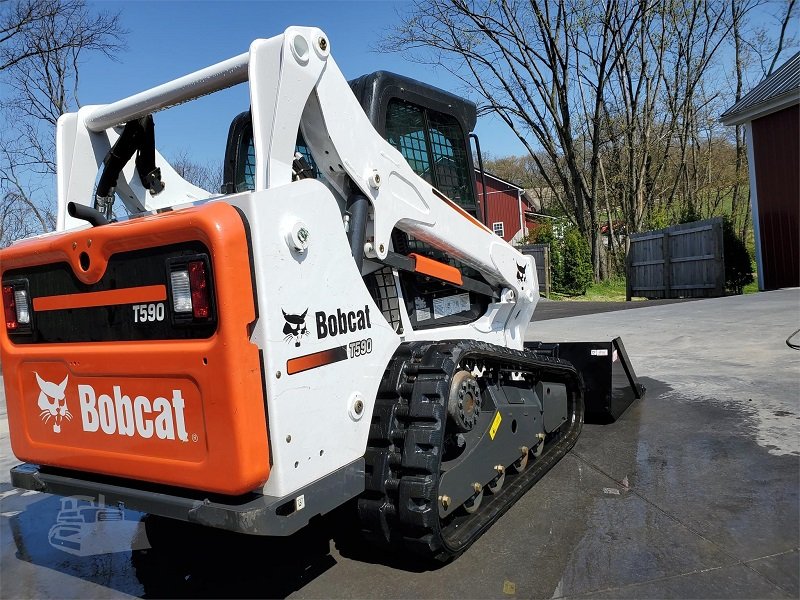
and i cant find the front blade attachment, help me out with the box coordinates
[525,337,645,424]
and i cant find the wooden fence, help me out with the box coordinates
[517,243,551,298]
[626,217,725,300]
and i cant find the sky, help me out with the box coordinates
[78,1,528,168]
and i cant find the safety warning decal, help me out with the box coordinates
[489,411,502,440]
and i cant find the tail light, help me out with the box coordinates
[167,256,214,324]
[2,280,32,333]
[188,261,210,319]
[2,285,17,330]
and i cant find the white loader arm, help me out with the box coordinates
[57,26,536,300]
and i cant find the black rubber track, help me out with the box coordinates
[358,340,585,562]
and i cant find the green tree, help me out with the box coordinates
[561,227,593,295]
[722,216,754,294]
[522,222,592,295]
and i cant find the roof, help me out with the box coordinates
[475,169,526,191]
[474,169,543,212]
[721,52,800,125]
[475,168,532,201]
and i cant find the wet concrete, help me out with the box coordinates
[1,289,798,598]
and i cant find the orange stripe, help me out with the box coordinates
[431,187,492,233]
[33,285,167,312]
[409,253,464,285]
[286,346,348,375]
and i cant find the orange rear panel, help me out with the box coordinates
[0,202,270,495]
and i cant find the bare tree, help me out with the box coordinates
[0,0,125,247]
[737,0,799,76]
[388,0,797,282]
[484,153,551,190]
[1,0,66,71]
[386,0,643,279]
[730,0,752,241]
[0,190,52,246]
[171,151,224,194]
[766,0,797,74]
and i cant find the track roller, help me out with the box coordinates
[486,466,505,494]
[510,446,529,473]
[462,482,483,514]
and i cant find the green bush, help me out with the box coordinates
[646,206,670,230]
[522,222,593,295]
[561,227,594,295]
[722,216,754,295]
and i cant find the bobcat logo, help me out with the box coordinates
[35,373,73,433]
[282,309,309,347]
[517,263,527,284]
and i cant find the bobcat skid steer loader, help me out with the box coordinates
[1,27,644,562]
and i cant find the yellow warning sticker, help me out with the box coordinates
[489,412,502,440]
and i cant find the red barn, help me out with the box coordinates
[475,170,540,243]
[722,52,799,290]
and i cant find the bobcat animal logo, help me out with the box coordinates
[35,373,73,433]
[516,263,527,284]
[282,309,309,347]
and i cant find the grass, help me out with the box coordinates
[743,278,759,294]
[547,277,630,302]
[546,274,761,301]
[580,276,629,301]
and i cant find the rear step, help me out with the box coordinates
[9,459,364,537]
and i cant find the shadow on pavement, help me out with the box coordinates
[132,515,337,599]
[7,495,439,599]
[134,504,439,598]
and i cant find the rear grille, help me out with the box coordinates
[3,242,216,344]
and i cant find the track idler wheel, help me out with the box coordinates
[532,433,545,458]
[487,465,505,495]
[447,370,481,432]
